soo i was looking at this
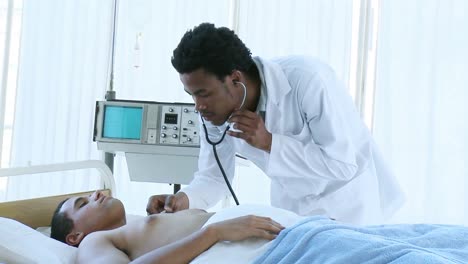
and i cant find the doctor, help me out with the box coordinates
[147,23,404,225]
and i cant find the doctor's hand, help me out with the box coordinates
[146,192,189,215]
[227,109,272,153]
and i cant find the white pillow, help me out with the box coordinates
[36,226,52,237]
[0,244,34,264]
[190,204,304,264]
[0,217,76,264]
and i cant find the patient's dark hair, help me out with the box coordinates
[171,23,258,81]
[50,198,74,245]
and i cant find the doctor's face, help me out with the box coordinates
[181,68,239,126]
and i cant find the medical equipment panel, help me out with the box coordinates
[94,100,200,147]
[93,100,200,185]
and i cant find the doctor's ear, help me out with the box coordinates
[229,70,243,83]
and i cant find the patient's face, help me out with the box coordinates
[60,190,125,234]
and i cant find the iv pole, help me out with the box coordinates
[100,1,181,195]
[103,0,119,172]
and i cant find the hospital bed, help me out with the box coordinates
[0,160,273,264]
[2,160,468,264]
[0,159,298,264]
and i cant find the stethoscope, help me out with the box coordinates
[199,81,247,205]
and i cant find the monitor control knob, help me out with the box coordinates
[183,108,189,113]
[188,120,193,124]
[162,125,166,130]
[161,133,166,138]
[172,134,178,138]
[169,108,174,112]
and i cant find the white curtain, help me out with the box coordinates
[373,0,468,224]
[5,0,114,200]
[237,0,354,81]
[113,0,230,102]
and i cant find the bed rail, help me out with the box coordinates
[0,160,116,194]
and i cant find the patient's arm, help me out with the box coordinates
[132,215,284,264]
[77,215,284,264]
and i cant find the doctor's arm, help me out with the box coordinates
[274,76,361,184]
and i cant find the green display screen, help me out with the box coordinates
[103,106,143,140]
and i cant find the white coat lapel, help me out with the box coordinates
[257,57,291,133]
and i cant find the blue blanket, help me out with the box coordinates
[254,216,468,264]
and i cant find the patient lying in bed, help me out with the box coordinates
[50,190,286,264]
[51,191,468,264]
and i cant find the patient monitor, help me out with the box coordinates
[93,100,200,185]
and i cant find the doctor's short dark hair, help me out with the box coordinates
[50,198,75,245]
[171,22,258,81]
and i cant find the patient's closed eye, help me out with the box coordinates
[198,92,210,98]
[79,201,88,208]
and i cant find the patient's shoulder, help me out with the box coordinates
[77,230,130,263]
[79,230,115,250]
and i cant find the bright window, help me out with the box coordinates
[0,0,23,198]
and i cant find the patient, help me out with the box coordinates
[52,191,468,263]
[50,190,285,264]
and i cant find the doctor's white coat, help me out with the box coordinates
[181,56,404,225]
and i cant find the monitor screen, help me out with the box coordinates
[103,105,143,140]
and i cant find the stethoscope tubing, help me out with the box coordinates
[197,81,247,206]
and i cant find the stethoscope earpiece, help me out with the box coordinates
[234,81,247,110]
